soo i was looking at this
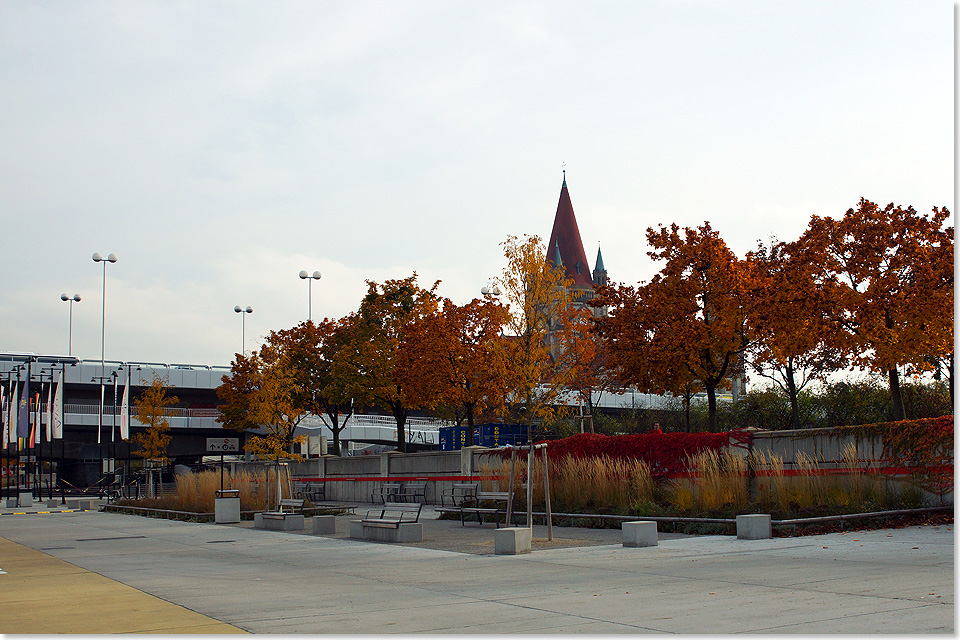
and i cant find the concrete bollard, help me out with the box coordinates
[45,499,60,508]
[18,492,33,507]
[312,515,336,534]
[736,514,772,539]
[494,527,532,555]
[622,521,658,547]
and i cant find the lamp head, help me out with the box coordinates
[61,293,69,301]
[312,271,321,280]
[73,294,81,302]
[234,306,242,313]
[245,306,253,314]
[299,270,308,279]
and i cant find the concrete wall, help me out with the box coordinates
[268,426,952,506]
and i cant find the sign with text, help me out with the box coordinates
[206,437,240,453]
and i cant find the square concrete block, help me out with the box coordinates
[66,500,80,509]
[622,520,658,547]
[736,513,772,539]
[495,527,532,555]
[214,497,241,524]
[312,515,336,534]
[18,492,33,507]
[6,498,17,508]
[79,500,96,510]
[45,499,60,508]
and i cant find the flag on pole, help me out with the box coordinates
[17,378,29,439]
[6,383,16,445]
[30,393,40,447]
[119,378,130,440]
[0,391,6,449]
[52,372,64,440]
[97,384,104,445]
[45,381,53,442]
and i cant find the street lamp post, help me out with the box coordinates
[298,270,322,322]
[92,252,117,495]
[60,293,81,356]
[234,306,253,356]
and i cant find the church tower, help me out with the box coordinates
[546,173,607,311]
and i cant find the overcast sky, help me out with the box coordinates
[1,0,953,367]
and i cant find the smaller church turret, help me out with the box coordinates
[592,245,607,287]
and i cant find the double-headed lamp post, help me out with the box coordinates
[92,252,117,492]
[299,270,322,322]
[60,293,81,356]
[234,306,253,356]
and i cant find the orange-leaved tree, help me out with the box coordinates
[269,319,353,456]
[553,305,616,434]
[131,374,178,463]
[593,222,753,432]
[799,199,954,420]
[330,274,440,452]
[747,239,847,428]
[397,296,510,446]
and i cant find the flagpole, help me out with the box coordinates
[58,362,66,505]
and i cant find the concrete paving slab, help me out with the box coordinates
[0,507,952,634]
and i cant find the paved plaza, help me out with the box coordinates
[0,504,953,634]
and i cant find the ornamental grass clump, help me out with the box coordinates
[174,469,268,512]
[681,449,749,512]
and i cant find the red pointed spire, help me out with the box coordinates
[546,175,593,288]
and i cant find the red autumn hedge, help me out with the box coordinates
[528,430,752,477]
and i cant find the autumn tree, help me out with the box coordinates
[130,374,178,463]
[269,319,354,456]
[330,274,439,452]
[493,235,577,435]
[747,239,846,428]
[552,305,616,433]
[216,340,307,506]
[799,199,953,420]
[397,296,510,446]
[593,223,753,432]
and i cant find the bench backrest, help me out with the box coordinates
[278,498,305,512]
[365,502,422,522]
[477,491,510,502]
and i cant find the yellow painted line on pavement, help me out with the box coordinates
[0,537,246,634]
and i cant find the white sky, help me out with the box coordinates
[1,0,953,367]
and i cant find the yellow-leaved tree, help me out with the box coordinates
[131,374,178,464]
[493,235,578,436]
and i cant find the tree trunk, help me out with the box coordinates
[392,401,408,453]
[706,380,718,432]
[888,367,905,421]
[785,358,800,429]
[465,400,475,447]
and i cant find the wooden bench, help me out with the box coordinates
[294,482,325,504]
[440,482,478,507]
[372,482,402,504]
[395,481,427,504]
[350,502,423,542]
[255,501,307,531]
[277,498,306,514]
[361,502,422,527]
[458,491,511,527]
